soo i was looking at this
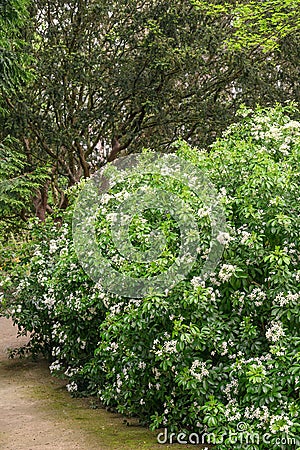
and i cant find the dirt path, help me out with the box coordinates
[0,317,197,450]
[0,317,92,450]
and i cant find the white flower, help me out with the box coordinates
[49,240,58,254]
[283,120,300,129]
[273,291,299,307]
[218,264,237,282]
[266,125,282,140]
[49,361,61,373]
[152,368,161,379]
[266,321,285,342]
[248,288,266,307]
[221,341,229,356]
[101,193,113,204]
[190,360,209,381]
[240,230,251,245]
[279,143,290,156]
[162,340,178,354]
[197,207,211,217]
[269,414,293,434]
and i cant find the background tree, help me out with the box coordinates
[194,0,300,52]
[8,0,245,185]
[192,0,300,122]
[0,0,31,91]
[3,0,300,220]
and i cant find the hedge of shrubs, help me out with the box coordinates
[1,105,300,449]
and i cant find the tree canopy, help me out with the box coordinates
[1,0,300,223]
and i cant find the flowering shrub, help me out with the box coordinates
[1,105,300,449]
[1,217,107,386]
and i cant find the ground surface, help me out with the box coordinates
[0,317,202,450]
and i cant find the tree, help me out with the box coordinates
[0,0,32,91]
[191,0,300,125]
[194,0,300,52]
[0,137,49,223]
[8,0,245,183]
[3,0,300,220]
[0,0,49,227]
[3,1,271,185]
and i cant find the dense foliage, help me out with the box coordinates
[2,0,300,223]
[195,0,300,52]
[0,137,49,227]
[0,0,31,91]
[0,0,48,230]
[2,105,300,449]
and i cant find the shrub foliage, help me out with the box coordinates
[1,105,300,449]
